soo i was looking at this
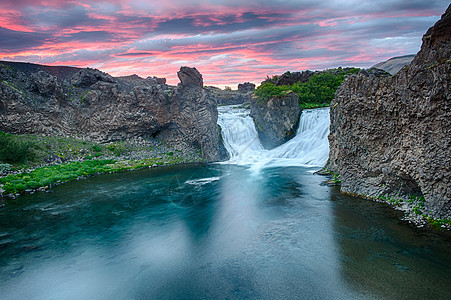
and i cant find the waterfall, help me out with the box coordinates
[217,105,330,169]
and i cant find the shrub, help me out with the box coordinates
[254,82,288,101]
[106,143,127,156]
[255,68,360,106]
[91,145,102,152]
[0,132,34,164]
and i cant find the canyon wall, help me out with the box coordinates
[0,63,227,162]
[327,5,451,218]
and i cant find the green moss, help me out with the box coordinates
[0,153,197,195]
[427,217,451,229]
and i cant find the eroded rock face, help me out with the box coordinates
[160,82,228,161]
[0,64,227,162]
[250,93,301,149]
[328,5,451,218]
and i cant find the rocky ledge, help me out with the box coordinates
[205,82,255,106]
[327,5,451,220]
[0,63,228,162]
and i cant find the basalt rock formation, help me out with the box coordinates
[250,93,301,149]
[328,5,451,218]
[205,86,254,106]
[0,63,227,162]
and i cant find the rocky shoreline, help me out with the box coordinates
[317,169,451,231]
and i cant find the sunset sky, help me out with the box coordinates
[0,0,448,87]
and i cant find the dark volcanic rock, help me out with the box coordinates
[0,63,226,162]
[238,82,255,92]
[206,87,254,106]
[250,93,301,149]
[158,69,228,161]
[327,5,451,218]
[31,70,62,96]
[154,77,166,85]
[177,66,203,87]
[275,71,314,86]
[71,68,114,87]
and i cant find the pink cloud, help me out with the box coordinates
[0,0,447,86]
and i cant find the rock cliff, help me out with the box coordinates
[250,93,301,149]
[0,63,227,162]
[328,5,451,218]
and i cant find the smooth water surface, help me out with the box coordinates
[0,164,450,299]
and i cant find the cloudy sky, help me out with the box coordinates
[0,0,448,87]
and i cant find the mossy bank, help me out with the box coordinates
[0,131,204,198]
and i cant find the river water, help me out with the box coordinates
[0,106,450,299]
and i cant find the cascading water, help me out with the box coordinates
[217,105,330,169]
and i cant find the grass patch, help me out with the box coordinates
[0,131,35,164]
[427,217,451,229]
[0,159,115,194]
[0,152,194,195]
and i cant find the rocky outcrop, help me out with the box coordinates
[238,82,255,92]
[71,68,114,87]
[177,66,203,87]
[328,5,451,218]
[250,93,301,149]
[158,69,229,161]
[0,63,227,162]
[205,86,254,106]
[372,54,415,75]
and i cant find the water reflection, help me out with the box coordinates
[0,165,450,299]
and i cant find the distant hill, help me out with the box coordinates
[372,54,415,75]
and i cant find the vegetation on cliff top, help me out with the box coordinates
[255,68,360,108]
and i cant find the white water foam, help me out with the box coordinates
[185,177,221,186]
[217,105,330,170]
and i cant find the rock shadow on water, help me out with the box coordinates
[330,187,451,299]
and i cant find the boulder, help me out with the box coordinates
[71,68,114,87]
[177,66,203,87]
[238,82,255,92]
